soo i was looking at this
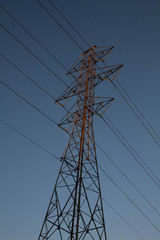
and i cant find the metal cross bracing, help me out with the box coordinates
[38,46,123,240]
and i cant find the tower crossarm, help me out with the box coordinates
[58,97,114,133]
[56,64,122,105]
[67,46,114,76]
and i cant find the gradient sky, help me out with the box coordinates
[0,0,160,240]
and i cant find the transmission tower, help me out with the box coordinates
[38,46,123,240]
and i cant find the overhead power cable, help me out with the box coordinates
[40,0,160,149]
[115,78,160,141]
[1,49,159,216]
[0,23,84,99]
[96,143,160,216]
[0,0,158,161]
[110,80,160,148]
[0,52,56,101]
[47,0,91,48]
[2,8,159,203]
[100,116,160,189]
[1,1,160,231]
[1,114,158,233]
[0,3,68,71]
[55,0,160,145]
[1,19,159,192]
[98,165,160,233]
[0,2,83,92]
[0,119,60,162]
[36,0,84,51]
[99,51,160,147]
[0,80,58,126]
[103,114,160,185]
[102,198,147,240]
[0,80,159,233]
[2,62,158,216]
[3,1,158,152]
[1,2,160,236]
[0,118,147,240]
[0,24,68,87]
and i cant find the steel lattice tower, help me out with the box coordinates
[38,46,123,240]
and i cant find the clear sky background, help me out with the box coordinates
[0,0,160,240]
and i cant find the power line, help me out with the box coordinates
[0,22,113,122]
[1,80,159,234]
[0,52,56,101]
[2,110,158,233]
[4,0,156,155]
[4,49,157,208]
[99,165,160,233]
[0,3,100,98]
[96,143,160,216]
[0,2,94,100]
[1,22,88,104]
[1,79,159,230]
[2,8,159,212]
[103,113,160,185]
[36,0,84,51]
[47,0,91,48]
[1,53,159,216]
[0,80,58,126]
[95,48,160,147]
[0,118,147,240]
[102,198,147,240]
[0,119,60,161]
[0,3,68,72]
[1,3,159,237]
[2,19,158,187]
[40,0,160,149]
[0,3,83,88]
[2,18,160,213]
[115,78,160,141]
[100,116,160,189]
[0,23,85,101]
[0,24,68,87]
[0,21,100,117]
[37,0,106,71]
[111,80,160,148]
[1,1,159,232]
[3,3,157,192]
[0,22,86,103]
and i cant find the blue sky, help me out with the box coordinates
[0,0,160,240]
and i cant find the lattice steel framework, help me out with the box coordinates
[38,46,123,240]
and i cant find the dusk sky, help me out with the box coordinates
[0,0,160,240]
